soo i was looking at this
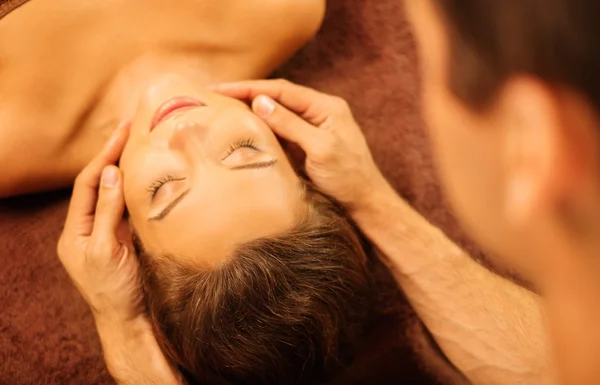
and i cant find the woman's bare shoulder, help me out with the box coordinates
[254,0,326,43]
[203,0,326,75]
[0,108,72,198]
[211,0,325,40]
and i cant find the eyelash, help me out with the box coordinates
[223,138,259,160]
[148,174,179,197]
[148,138,259,197]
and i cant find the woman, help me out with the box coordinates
[1,1,376,384]
[3,1,458,385]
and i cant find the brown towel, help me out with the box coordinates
[0,0,479,383]
[0,0,28,19]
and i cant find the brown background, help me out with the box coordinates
[0,0,482,383]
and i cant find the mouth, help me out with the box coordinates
[151,96,205,131]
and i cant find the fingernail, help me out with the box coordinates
[102,167,119,187]
[255,95,275,118]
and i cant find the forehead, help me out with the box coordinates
[133,163,305,267]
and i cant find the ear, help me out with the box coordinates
[498,77,579,226]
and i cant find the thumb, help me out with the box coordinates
[90,165,126,257]
[252,95,321,153]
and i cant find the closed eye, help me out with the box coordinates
[222,138,259,160]
[148,159,277,222]
[147,174,184,199]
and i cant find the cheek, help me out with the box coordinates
[423,83,478,196]
[423,84,509,251]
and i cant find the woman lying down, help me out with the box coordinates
[0,0,455,384]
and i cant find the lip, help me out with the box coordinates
[151,96,205,131]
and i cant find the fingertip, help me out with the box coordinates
[101,165,120,188]
[253,95,276,118]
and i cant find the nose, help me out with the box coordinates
[168,120,209,161]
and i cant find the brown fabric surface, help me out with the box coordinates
[0,0,481,384]
[0,0,27,19]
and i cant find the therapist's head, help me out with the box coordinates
[408,0,600,281]
[119,74,373,384]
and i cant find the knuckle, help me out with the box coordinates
[96,185,113,202]
[273,79,291,96]
[87,240,110,260]
[312,133,337,162]
[73,172,85,187]
[274,78,290,87]
[329,97,350,114]
[73,169,93,190]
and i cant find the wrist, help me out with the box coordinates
[95,316,161,378]
[94,315,182,385]
[95,314,151,344]
[348,176,450,277]
[349,173,403,226]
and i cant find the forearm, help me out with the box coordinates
[96,316,184,385]
[352,180,554,385]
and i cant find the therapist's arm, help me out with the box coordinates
[212,79,555,385]
[96,317,184,385]
[351,178,554,385]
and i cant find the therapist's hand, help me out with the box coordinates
[57,122,143,324]
[57,123,183,385]
[212,79,389,212]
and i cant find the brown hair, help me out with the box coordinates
[433,0,600,111]
[134,184,373,385]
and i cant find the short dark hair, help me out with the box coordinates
[134,183,373,385]
[433,0,600,111]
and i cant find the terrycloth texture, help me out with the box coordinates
[0,0,27,19]
[0,0,481,384]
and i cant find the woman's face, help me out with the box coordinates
[119,74,304,266]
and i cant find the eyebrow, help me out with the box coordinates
[148,159,278,222]
[230,159,278,170]
[149,190,191,222]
